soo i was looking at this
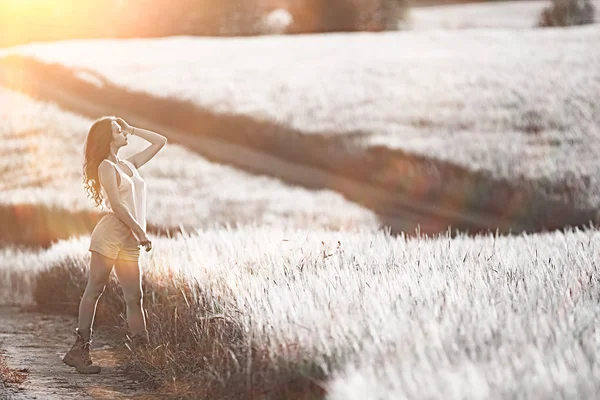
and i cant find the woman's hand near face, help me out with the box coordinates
[115,117,134,135]
[111,120,122,135]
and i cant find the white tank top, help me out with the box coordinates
[99,158,147,235]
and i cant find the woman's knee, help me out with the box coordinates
[83,283,106,301]
[87,250,114,300]
[122,286,143,305]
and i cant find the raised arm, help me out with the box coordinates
[98,161,145,240]
[116,118,167,169]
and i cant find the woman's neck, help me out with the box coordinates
[106,150,122,164]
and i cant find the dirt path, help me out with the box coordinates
[0,307,159,400]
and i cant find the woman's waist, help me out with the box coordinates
[100,211,146,230]
[104,198,145,214]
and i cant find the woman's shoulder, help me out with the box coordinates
[98,159,122,186]
[99,159,119,173]
[98,159,113,170]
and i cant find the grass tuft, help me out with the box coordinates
[0,350,28,385]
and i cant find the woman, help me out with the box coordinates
[63,116,167,374]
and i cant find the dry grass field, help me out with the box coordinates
[1,1,599,398]
[2,225,599,398]
[1,23,598,234]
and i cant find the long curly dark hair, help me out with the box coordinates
[82,116,114,209]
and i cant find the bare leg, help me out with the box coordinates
[114,258,147,337]
[78,251,114,339]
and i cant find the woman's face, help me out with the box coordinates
[110,119,128,148]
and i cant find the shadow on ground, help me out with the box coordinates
[1,55,596,239]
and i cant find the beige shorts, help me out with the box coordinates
[89,213,141,262]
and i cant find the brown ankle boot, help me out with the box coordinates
[63,328,101,374]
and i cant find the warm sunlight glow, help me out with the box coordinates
[4,0,58,10]
[0,0,99,47]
